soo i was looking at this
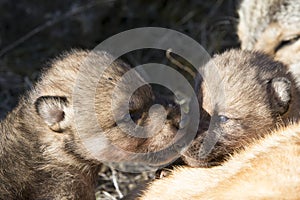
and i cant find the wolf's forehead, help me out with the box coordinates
[203,63,259,87]
[202,71,267,112]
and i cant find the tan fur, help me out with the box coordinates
[139,122,300,200]
[0,50,180,199]
[237,0,300,81]
[182,49,300,167]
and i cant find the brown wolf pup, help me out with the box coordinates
[0,50,181,200]
[182,49,300,167]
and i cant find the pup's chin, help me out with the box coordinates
[181,153,224,168]
[180,137,227,168]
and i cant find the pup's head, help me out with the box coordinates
[182,50,297,167]
[30,50,184,168]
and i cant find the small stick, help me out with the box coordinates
[166,48,196,78]
[102,191,117,200]
[110,166,124,199]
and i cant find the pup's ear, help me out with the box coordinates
[35,96,70,132]
[268,77,291,115]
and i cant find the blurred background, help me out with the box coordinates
[0,0,239,199]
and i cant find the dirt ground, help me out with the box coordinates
[0,0,240,199]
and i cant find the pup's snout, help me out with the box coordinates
[154,95,192,130]
[166,103,181,128]
[166,101,190,130]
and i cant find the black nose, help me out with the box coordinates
[154,96,182,129]
[166,103,181,129]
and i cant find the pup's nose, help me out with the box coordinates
[154,96,190,130]
[166,103,181,128]
[166,100,193,130]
